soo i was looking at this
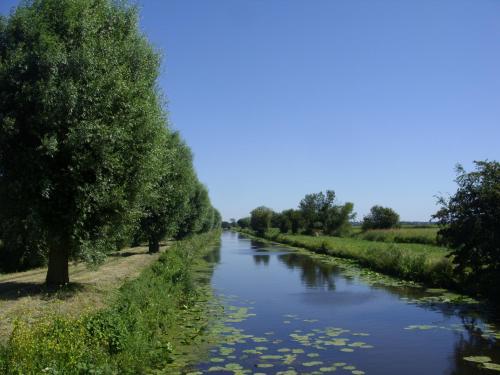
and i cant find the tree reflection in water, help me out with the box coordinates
[449,316,500,375]
[278,253,339,290]
[253,254,270,265]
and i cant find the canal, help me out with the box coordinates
[192,231,500,374]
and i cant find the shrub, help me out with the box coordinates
[362,206,400,230]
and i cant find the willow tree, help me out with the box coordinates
[175,182,212,239]
[139,131,196,253]
[0,0,165,285]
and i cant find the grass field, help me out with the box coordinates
[0,231,221,374]
[353,227,439,245]
[243,228,455,289]
[0,244,164,341]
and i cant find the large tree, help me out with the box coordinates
[433,161,500,297]
[0,0,164,285]
[237,217,251,229]
[299,190,336,233]
[175,182,211,239]
[139,132,196,253]
[250,206,273,235]
[299,190,354,235]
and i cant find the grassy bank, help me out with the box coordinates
[240,228,456,289]
[0,231,221,374]
[0,244,164,341]
[353,227,439,245]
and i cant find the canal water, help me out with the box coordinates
[192,231,500,375]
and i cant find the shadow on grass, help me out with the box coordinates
[109,251,145,258]
[0,281,86,301]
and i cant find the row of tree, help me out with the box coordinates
[226,190,399,236]
[0,0,220,285]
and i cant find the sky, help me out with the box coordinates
[1,1,499,222]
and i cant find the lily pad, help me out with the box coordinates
[404,325,436,331]
[319,367,337,372]
[303,361,324,367]
[463,356,492,363]
[483,363,500,371]
[225,363,243,371]
[283,354,296,365]
[256,363,274,368]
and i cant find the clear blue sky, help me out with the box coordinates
[2,1,500,222]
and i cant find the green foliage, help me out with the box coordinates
[277,212,292,234]
[0,216,47,272]
[250,206,273,235]
[176,182,215,239]
[138,131,197,252]
[284,209,304,234]
[298,190,355,235]
[434,161,500,298]
[0,0,220,280]
[299,190,336,234]
[324,201,355,236]
[237,217,251,229]
[362,205,400,230]
[0,231,221,374]
[0,0,165,284]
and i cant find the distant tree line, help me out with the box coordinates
[0,0,220,285]
[234,190,402,237]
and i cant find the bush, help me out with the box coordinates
[362,206,400,230]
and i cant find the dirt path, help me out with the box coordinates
[0,244,166,340]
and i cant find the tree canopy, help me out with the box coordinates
[362,206,400,230]
[299,190,355,235]
[250,206,273,235]
[0,0,219,284]
[433,161,500,298]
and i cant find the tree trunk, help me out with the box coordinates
[45,244,69,287]
[149,237,160,253]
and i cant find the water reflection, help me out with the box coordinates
[202,243,221,265]
[253,254,270,266]
[278,252,338,290]
[449,318,500,375]
[202,232,500,375]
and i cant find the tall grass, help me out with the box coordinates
[242,229,455,289]
[0,231,221,374]
[354,227,439,245]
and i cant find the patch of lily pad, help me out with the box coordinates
[462,356,500,372]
